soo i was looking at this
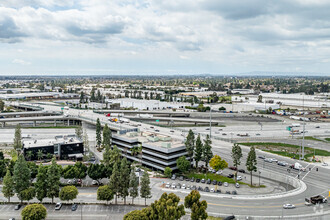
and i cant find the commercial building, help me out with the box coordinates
[22,135,84,160]
[109,98,186,110]
[112,130,189,171]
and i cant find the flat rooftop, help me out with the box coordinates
[23,135,82,149]
[113,130,184,149]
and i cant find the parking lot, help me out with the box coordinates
[0,204,143,220]
[163,175,241,195]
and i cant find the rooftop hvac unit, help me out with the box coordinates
[161,142,171,148]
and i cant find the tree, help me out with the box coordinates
[0,159,6,178]
[21,204,47,220]
[35,164,48,202]
[124,210,148,220]
[246,146,257,186]
[97,185,114,204]
[257,95,263,103]
[87,163,106,183]
[102,124,112,147]
[2,169,15,202]
[185,129,195,165]
[164,167,172,178]
[102,145,112,166]
[129,168,139,204]
[79,91,84,103]
[20,187,35,203]
[140,171,151,206]
[83,128,89,150]
[47,158,61,203]
[28,162,38,180]
[13,124,22,152]
[184,190,208,220]
[109,163,120,204]
[25,151,33,161]
[202,135,213,168]
[75,126,83,139]
[13,154,31,203]
[0,100,4,111]
[231,144,243,183]
[37,150,44,161]
[176,156,190,173]
[59,185,78,202]
[119,157,130,204]
[194,134,203,168]
[62,162,87,180]
[147,192,185,220]
[96,118,102,147]
[209,155,228,171]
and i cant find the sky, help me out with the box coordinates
[1,0,330,76]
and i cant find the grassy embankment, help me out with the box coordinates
[239,142,330,161]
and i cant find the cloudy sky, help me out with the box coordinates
[1,0,330,75]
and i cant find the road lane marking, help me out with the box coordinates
[206,202,305,209]
[302,165,315,180]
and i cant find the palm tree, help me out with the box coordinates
[25,151,33,161]
[37,150,43,161]
[131,145,142,165]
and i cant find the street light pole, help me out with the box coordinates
[258,171,261,186]
[209,107,212,138]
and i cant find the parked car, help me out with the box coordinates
[224,215,235,220]
[283,204,295,209]
[71,204,78,211]
[322,163,328,166]
[176,183,181,189]
[185,177,190,181]
[225,191,231,194]
[179,176,184,181]
[235,183,240,188]
[229,166,237,171]
[201,179,206,183]
[14,204,21,210]
[227,174,234,178]
[192,185,197,190]
[216,170,223,175]
[182,184,186,189]
[236,176,242,181]
[186,185,191,190]
[212,180,217,185]
[165,182,170,188]
[92,180,99,185]
[232,190,237,195]
[238,169,245,173]
[210,188,215,193]
[196,178,200,183]
[206,179,211,184]
[171,175,176,180]
[204,187,210,192]
[224,182,228,187]
[197,186,203,191]
[171,183,176,189]
[190,177,195,182]
[55,203,62,210]
[217,181,223,186]
[216,189,221,193]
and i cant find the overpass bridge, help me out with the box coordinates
[94,109,191,117]
[0,111,62,118]
[126,116,221,125]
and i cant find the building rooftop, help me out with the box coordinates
[113,130,185,150]
[23,135,82,149]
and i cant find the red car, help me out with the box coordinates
[229,166,237,171]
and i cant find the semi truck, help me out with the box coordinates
[305,195,327,205]
[290,162,306,171]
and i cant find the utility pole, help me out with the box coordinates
[302,95,306,160]
[209,107,212,138]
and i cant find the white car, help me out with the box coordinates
[210,188,215,193]
[264,158,273,163]
[283,204,295,209]
[165,182,170,188]
[224,182,228,187]
[322,163,328,166]
[236,176,242,181]
[171,183,176,189]
[55,203,62,210]
[186,185,191,190]
[216,170,223,175]
[182,184,186,189]
[235,183,240,188]
[271,158,278,162]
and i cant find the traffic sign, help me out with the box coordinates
[156,119,159,122]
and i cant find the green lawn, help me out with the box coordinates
[239,142,330,161]
[298,136,324,142]
[185,172,246,185]
[325,138,330,142]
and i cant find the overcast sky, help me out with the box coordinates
[1,0,330,76]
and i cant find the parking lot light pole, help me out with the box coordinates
[258,171,261,186]
[80,200,83,220]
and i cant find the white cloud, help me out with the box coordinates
[12,59,31,65]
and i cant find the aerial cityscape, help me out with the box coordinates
[0,1,330,220]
